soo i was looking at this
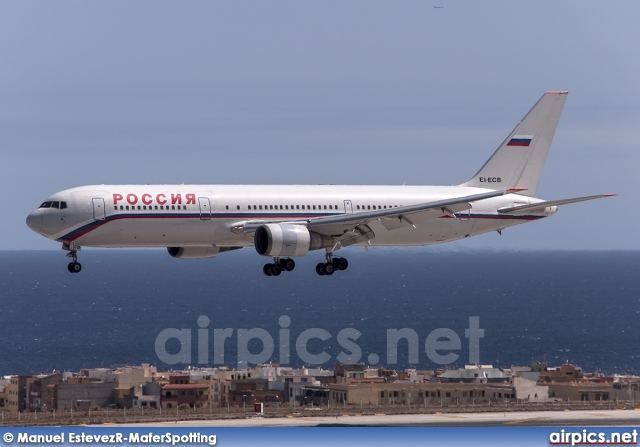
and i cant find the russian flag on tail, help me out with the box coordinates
[507,135,533,147]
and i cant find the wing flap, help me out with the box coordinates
[307,190,508,235]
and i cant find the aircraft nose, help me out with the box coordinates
[26,210,43,232]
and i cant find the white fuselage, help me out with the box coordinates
[26,184,553,250]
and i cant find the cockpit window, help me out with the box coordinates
[38,201,67,209]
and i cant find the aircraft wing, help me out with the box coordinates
[497,194,615,214]
[237,189,512,245]
[305,189,509,234]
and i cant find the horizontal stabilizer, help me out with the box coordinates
[498,194,616,214]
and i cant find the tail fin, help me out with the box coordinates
[462,91,568,197]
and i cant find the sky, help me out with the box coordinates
[1,1,638,251]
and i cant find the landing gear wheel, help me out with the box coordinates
[324,262,335,275]
[281,258,296,272]
[333,257,349,271]
[315,262,326,276]
[271,263,282,276]
[65,247,82,273]
[263,264,273,276]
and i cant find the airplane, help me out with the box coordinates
[26,91,613,277]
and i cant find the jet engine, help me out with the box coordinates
[254,223,333,257]
[167,246,222,259]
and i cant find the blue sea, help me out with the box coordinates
[1,249,638,376]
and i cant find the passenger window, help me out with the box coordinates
[225,205,229,210]
[285,205,289,210]
[324,205,327,210]
[237,205,240,210]
[367,205,371,210]
[312,205,316,210]
[126,206,130,210]
[171,205,175,210]
[259,205,262,210]
[270,205,273,210]
[143,206,147,210]
[280,205,283,210]
[138,206,141,210]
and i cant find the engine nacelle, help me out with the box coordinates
[254,224,333,257]
[167,246,221,259]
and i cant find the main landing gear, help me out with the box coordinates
[263,258,296,276]
[262,254,349,277]
[315,254,348,277]
[66,250,82,273]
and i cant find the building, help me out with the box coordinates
[133,382,161,409]
[295,386,330,406]
[547,381,613,402]
[227,379,285,406]
[161,375,208,409]
[329,380,515,406]
[54,381,119,410]
[539,364,584,382]
[28,373,63,411]
[5,376,31,413]
[438,365,508,382]
[0,378,8,410]
[512,376,550,402]
[335,364,381,383]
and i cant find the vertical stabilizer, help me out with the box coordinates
[462,91,568,196]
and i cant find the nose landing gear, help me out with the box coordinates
[63,242,82,274]
[67,260,82,273]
